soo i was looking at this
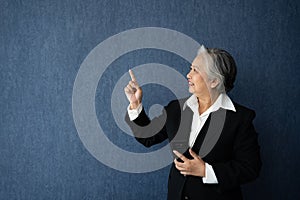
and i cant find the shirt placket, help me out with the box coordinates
[190,114,202,147]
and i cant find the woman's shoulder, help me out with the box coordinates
[166,97,189,109]
[159,98,190,116]
[231,101,256,119]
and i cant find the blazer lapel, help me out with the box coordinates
[199,108,227,158]
[169,106,193,154]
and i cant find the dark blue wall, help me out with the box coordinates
[1,0,299,199]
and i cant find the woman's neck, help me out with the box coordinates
[197,92,220,115]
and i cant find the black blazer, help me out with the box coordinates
[125,98,262,200]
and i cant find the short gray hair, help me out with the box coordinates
[197,45,237,93]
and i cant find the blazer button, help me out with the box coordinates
[184,196,189,200]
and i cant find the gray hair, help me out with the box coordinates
[197,45,237,93]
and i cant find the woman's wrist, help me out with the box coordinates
[130,101,141,110]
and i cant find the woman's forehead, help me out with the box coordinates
[192,55,206,69]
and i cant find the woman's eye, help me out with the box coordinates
[189,66,198,73]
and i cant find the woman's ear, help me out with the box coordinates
[210,78,220,89]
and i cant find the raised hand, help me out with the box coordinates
[124,69,143,109]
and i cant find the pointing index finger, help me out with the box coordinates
[129,69,136,81]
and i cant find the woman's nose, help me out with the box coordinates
[187,71,191,79]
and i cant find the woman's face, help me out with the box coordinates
[187,55,211,98]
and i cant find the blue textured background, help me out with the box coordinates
[1,0,299,199]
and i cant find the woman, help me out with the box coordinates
[124,46,261,200]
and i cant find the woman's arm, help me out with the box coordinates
[212,110,262,192]
[124,69,168,147]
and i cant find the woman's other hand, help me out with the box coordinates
[173,149,206,177]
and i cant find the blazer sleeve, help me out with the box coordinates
[125,106,168,147]
[212,110,262,192]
